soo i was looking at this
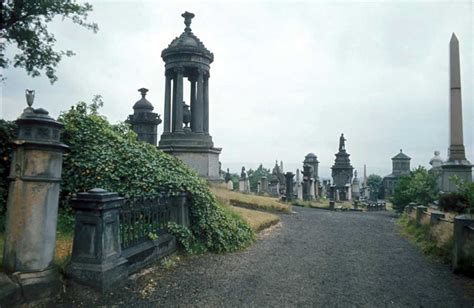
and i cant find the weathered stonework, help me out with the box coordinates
[331,134,353,201]
[158,12,221,181]
[2,91,68,303]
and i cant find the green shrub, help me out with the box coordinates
[390,166,439,212]
[58,99,254,253]
[438,193,469,213]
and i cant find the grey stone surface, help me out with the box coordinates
[127,88,161,145]
[3,92,67,302]
[440,34,472,192]
[453,215,474,275]
[415,205,427,226]
[430,211,445,225]
[331,133,353,200]
[66,188,128,292]
[56,209,474,306]
[383,149,411,197]
[158,12,221,180]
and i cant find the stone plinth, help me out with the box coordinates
[2,97,68,301]
[66,189,128,292]
[452,215,474,274]
[415,206,427,226]
[331,134,353,200]
[160,144,222,181]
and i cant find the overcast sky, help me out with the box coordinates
[1,0,472,178]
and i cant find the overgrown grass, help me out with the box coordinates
[397,214,453,263]
[211,187,292,214]
[0,232,73,270]
[227,206,280,232]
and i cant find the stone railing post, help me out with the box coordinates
[66,188,128,292]
[175,192,190,227]
[430,211,445,226]
[415,205,427,226]
[2,90,68,301]
[452,215,474,274]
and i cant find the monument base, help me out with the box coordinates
[11,267,61,302]
[441,160,472,192]
[159,145,222,181]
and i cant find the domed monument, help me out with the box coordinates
[158,12,222,181]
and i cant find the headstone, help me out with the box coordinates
[239,166,249,193]
[285,172,295,201]
[260,176,268,193]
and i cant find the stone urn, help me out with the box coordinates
[182,102,191,131]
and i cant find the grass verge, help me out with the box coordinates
[211,187,292,214]
[397,213,453,263]
[227,206,280,232]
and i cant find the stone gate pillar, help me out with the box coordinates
[2,90,68,299]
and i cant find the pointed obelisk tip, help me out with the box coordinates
[450,32,458,42]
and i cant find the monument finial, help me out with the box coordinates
[182,11,195,32]
[25,89,35,107]
[138,88,148,98]
[451,32,458,42]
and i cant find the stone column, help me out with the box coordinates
[190,76,197,132]
[163,71,172,133]
[194,69,204,133]
[203,73,209,134]
[3,92,68,299]
[173,67,184,133]
[415,205,427,226]
[66,189,128,292]
[309,178,315,200]
[285,172,295,201]
[448,34,465,160]
[430,211,445,226]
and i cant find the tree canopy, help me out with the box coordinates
[1,0,98,83]
[367,174,383,200]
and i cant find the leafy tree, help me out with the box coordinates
[451,175,474,209]
[390,166,439,212]
[1,0,98,83]
[367,174,383,200]
[247,164,271,192]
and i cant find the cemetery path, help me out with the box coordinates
[57,208,474,307]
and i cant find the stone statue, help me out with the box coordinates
[241,166,247,179]
[339,133,346,152]
[354,170,358,178]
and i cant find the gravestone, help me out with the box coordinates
[239,166,250,193]
[285,172,295,201]
[260,176,268,193]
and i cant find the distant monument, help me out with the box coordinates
[239,167,250,193]
[158,12,222,181]
[331,133,354,201]
[303,153,320,199]
[440,33,472,191]
[383,149,411,197]
[352,170,360,200]
[127,88,161,145]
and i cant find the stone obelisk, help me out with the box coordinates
[441,33,472,192]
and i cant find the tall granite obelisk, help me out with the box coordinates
[441,33,472,192]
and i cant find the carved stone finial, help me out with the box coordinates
[138,88,148,98]
[25,89,35,107]
[182,11,195,32]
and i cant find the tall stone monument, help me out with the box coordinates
[331,133,353,201]
[3,90,68,300]
[158,12,222,181]
[441,33,472,191]
[127,88,161,145]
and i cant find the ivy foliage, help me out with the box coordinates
[58,99,254,253]
[0,120,16,215]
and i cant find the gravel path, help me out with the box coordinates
[57,208,474,307]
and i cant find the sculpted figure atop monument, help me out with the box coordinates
[339,133,346,152]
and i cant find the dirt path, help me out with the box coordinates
[56,208,474,307]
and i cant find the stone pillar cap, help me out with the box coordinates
[72,188,124,209]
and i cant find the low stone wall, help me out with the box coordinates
[406,204,473,275]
